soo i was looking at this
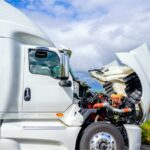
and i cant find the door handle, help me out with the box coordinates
[24,88,31,101]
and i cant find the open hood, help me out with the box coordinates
[116,44,150,121]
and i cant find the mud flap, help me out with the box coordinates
[124,124,141,150]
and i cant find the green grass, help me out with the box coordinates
[141,119,150,144]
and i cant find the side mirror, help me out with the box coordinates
[60,51,69,80]
[59,51,72,87]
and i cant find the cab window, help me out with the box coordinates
[29,49,60,78]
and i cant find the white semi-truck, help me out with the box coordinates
[0,1,149,150]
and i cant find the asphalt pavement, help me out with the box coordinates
[141,145,150,150]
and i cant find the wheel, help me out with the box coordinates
[79,122,124,150]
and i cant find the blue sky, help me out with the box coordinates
[5,0,150,91]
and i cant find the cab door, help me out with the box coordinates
[23,47,73,112]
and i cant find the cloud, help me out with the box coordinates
[6,0,150,73]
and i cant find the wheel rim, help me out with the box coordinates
[89,132,117,150]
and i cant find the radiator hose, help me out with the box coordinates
[93,102,132,113]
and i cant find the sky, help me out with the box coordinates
[5,0,150,91]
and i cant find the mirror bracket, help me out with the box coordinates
[59,80,72,87]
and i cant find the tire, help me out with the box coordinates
[79,122,124,150]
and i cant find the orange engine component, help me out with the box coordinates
[93,103,104,109]
[110,94,124,108]
[122,107,131,113]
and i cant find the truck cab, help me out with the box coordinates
[0,0,76,120]
[0,1,83,149]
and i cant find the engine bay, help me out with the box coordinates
[77,61,143,126]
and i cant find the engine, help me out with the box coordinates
[79,61,143,126]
